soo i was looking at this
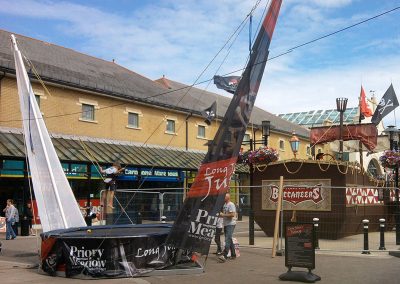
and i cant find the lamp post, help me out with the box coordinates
[247,120,271,245]
[289,131,300,159]
[384,125,400,245]
[336,98,348,161]
[262,120,271,146]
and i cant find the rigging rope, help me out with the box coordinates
[3,4,400,125]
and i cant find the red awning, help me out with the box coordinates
[310,123,378,151]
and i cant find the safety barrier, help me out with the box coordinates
[97,185,400,253]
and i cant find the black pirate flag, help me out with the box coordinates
[371,84,399,125]
[201,101,217,125]
[213,75,241,94]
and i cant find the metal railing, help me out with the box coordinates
[94,185,400,253]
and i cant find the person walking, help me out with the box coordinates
[3,199,17,240]
[24,203,35,236]
[12,202,19,236]
[214,215,223,255]
[218,193,236,262]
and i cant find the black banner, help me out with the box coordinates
[201,101,217,125]
[40,225,195,278]
[166,0,283,255]
[213,75,241,94]
[371,84,399,125]
[285,222,315,270]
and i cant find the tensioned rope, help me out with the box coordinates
[2,5,400,124]
[112,0,267,226]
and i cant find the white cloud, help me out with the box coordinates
[1,0,399,128]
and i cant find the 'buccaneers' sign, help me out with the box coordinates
[269,185,323,205]
[262,179,332,211]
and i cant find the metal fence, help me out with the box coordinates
[98,185,400,253]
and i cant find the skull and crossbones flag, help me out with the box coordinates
[371,84,399,125]
[213,75,241,94]
[201,101,217,125]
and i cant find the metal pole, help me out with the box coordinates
[339,111,344,161]
[396,166,400,245]
[362,219,370,254]
[313,217,320,249]
[379,218,386,250]
[249,138,255,245]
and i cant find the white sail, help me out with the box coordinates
[11,34,86,232]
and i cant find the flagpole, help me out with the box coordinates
[358,87,364,173]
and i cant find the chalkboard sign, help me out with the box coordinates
[285,222,315,269]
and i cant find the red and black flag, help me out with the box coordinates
[371,84,399,125]
[213,75,241,94]
[166,0,283,255]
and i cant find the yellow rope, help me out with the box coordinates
[255,164,269,172]
[317,160,331,172]
[77,138,105,181]
[22,49,109,180]
[24,55,52,98]
[283,159,304,174]
[336,161,349,175]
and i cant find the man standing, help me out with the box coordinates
[3,199,17,240]
[218,193,236,262]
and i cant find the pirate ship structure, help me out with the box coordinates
[247,108,395,240]
[11,0,283,278]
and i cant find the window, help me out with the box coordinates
[243,134,250,143]
[128,112,139,128]
[198,125,206,138]
[306,145,311,156]
[166,119,175,133]
[34,95,40,107]
[279,140,285,150]
[81,103,95,121]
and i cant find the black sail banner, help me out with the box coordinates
[166,0,283,254]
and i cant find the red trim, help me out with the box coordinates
[263,0,283,38]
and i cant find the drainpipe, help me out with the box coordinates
[185,113,192,151]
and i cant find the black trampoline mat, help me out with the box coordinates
[41,224,172,239]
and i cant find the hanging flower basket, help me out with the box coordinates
[238,146,279,165]
[379,150,400,169]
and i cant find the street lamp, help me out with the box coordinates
[383,125,400,245]
[262,120,271,146]
[246,121,272,246]
[289,131,300,159]
[336,97,348,160]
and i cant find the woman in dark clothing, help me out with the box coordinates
[24,203,35,236]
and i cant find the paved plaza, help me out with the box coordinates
[1,218,399,284]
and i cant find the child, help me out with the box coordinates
[100,162,125,209]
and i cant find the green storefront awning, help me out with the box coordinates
[0,128,249,173]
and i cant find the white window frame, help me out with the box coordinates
[197,124,206,139]
[127,112,140,129]
[78,98,98,123]
[165,118,177,135]
[124,107,143,130]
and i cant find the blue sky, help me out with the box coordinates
[2,0,400,127]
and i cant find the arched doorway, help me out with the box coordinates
[367,158,382,178]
